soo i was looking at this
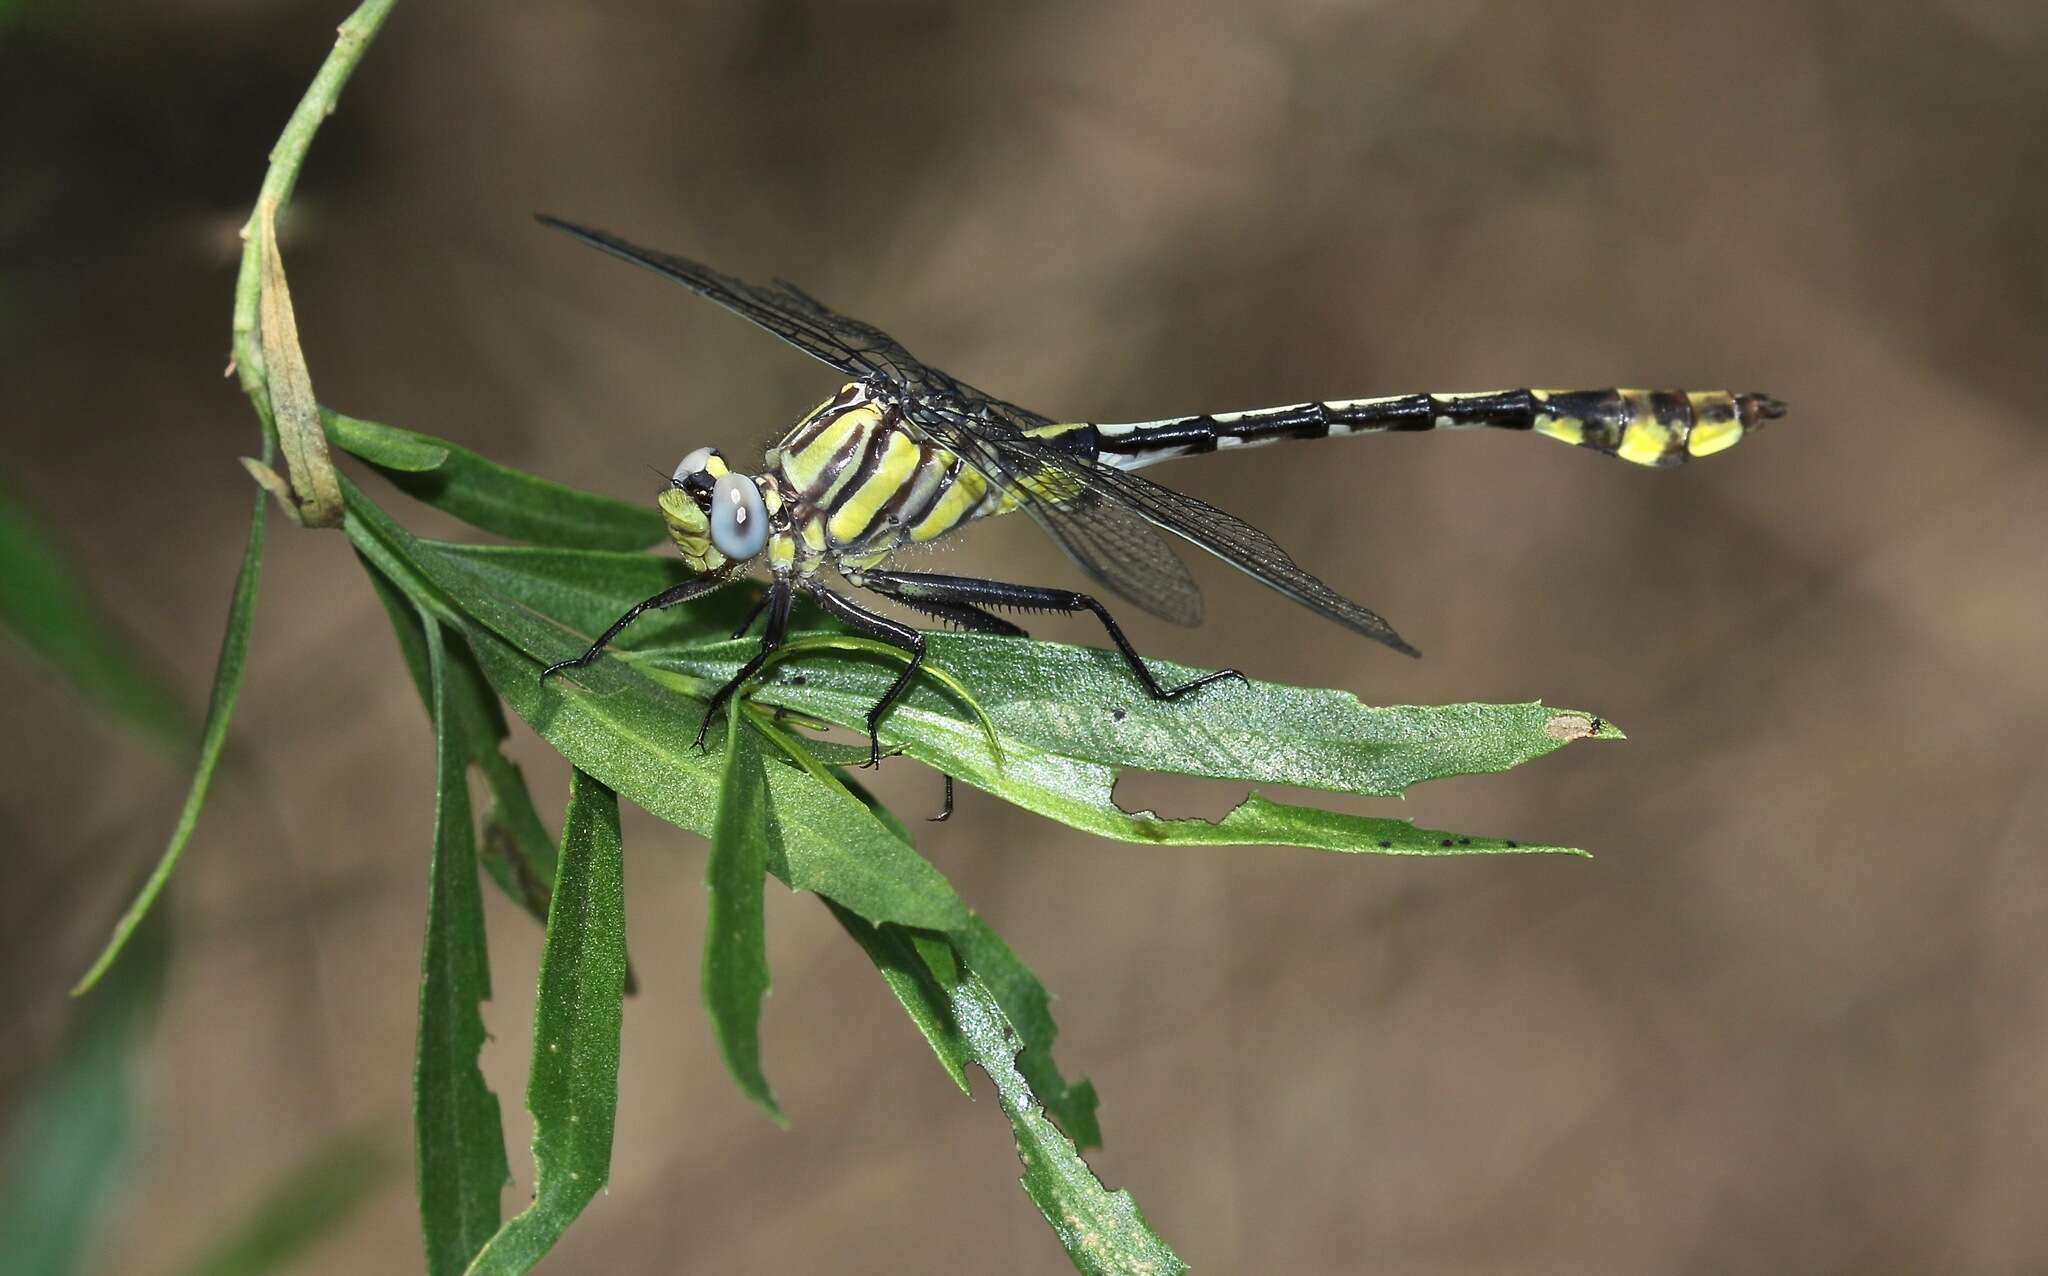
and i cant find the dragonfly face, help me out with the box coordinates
[660,445,778,573]
[537,213,1785,775]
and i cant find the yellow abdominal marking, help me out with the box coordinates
[1534,414,1585,446]
[1617,418,1677,466]
[1685,392,1744,457]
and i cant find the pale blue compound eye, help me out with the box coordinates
[709,473,768,560]
[674,446,718,485]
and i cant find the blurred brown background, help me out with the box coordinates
[5,1,2046,1271]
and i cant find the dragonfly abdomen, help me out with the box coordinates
[1083,388,1785,471]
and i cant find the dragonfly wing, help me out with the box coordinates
[538,215,933,386]
[908,401,1415,654]
[906,401,1206,627]
[1083,460,1418,655]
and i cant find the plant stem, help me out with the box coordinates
[229,0,401,456]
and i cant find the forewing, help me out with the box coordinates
[538,215,932,385]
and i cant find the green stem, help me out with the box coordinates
[73,0,402,994]
[229,0,401,455]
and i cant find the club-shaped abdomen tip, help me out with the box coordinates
[1739,392,1787,426]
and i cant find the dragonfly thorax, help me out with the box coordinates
[764,382,1008,568]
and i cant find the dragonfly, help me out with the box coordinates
[536,214,1785,775]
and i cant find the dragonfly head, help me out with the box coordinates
[659,446,769,572]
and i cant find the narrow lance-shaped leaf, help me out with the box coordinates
[466,770,628,1276]
[424,536,1618,817]
[253,203,341,527]
[949,920,1101,1150]
[704,718,783,1121]
[378,511,1605,859]
[0,483,188,746]
[72,488,266,995]
[403,536,1613,855]
[414,617,509,1276]
[170,1132,393,1276]
[950,969,1186,1276]
[839,775,1100,1146]
[358,553,561,916]
[822,902,970,1096]
[1,900,167,1276]
[423,540,764,653]
[326,411,664,551]
[646,636,1601,857]
[658,632,1619,798]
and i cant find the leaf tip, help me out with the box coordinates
[1543,711,1623,743]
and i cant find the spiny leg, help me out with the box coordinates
[802,583,925,767]
[857,569,1245,701]
[889,595,1027,638]
[540,574,736,682]
[882,596,1011,816]
[810,586,983,811]
[696,579,794,751]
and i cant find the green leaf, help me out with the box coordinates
[460,614,967,934]
[466,770,627,1275]
[358,551,560,917]
[704,718,783,1122]
[475,753,562,918]
[426,540,763,654]
[822,903,970,1095]
[407,522,1612,856]
[951,970,1185,1276]
[662,633,1614,795]
[0,483,187,745]
[414,617,509,1276]
[327,411,664,551]
[648,635,1603,856]
[841,779,1099,1146]
[72,489,265,995]
[170,1132,393,1276]
[332,483,972,935]
[1,900,167,1276]
[950,920,1101,1150]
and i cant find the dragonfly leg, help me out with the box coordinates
[803,583,925,767]
[697,579,794,750]
[729,589,772,639]
[859,570,1245,702]
[540,573,736,683]
[889,595,1027,637]
[929,773,955,823]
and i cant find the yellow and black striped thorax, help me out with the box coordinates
[766,383,1013,565]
